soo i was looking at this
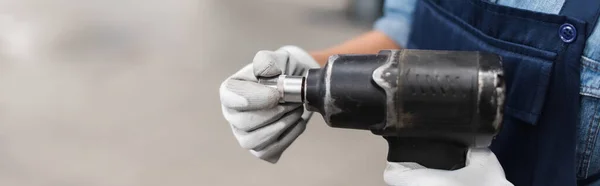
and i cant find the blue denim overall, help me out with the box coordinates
[406,0,600,185]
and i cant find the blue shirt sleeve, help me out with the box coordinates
[373,0,417,47]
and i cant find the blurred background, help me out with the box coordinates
[0,0,387,185]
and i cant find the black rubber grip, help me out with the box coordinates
[385,136,468,170]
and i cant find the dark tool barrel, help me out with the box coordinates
[304,54,388,129]
[259,49,505,170]
[371,50,504,169]
[371,50,504,144]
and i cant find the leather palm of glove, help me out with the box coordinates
[220,46,319,163]
[385,148,514,186]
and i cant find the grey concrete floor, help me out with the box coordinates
[0,0,387,185]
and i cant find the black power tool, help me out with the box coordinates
[259,49,505,170]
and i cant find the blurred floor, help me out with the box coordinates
[0,0,386,185]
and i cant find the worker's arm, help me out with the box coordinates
[309,31,401,66]
[308,0,416,66]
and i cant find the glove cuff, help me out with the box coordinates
[278,45,320,68]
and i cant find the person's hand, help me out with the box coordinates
[220,46,319,163]
[384,148,514,186]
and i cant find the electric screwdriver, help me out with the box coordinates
[259,49,505,170]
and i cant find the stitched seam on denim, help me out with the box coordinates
[588,101,600,178]
[589,119,600,180]
[578,119,587,179]
[580,100,600,178]
[583,64,600,71]
[581,56,600,97]
[583,92,600,96]
[581,85,599,89]
[583,86,600,90]
[587,102,600,179]
[582,92,600,99]
[582,57,600,71]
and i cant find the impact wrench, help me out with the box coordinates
[259,49,505,170]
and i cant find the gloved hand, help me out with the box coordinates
[220,46,320,163]
[384,148,514,186]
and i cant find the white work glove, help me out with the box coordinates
[220,46,320,163]
[384,148,513,186]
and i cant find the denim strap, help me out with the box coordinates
[560,0,600,37]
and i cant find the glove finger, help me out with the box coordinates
[249,108,306,151]
[279,45,320,67]
[461,148,507,178]
[383,149,513,186]
[253,50,287,77]
[229,63,258,81]
[384,162,460,186]
[220,78,280,111]
[222,104,301,131]
[384,162,424,186]
[231,108,303,150]
[249,115,308,163]
[458,148,513,186]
